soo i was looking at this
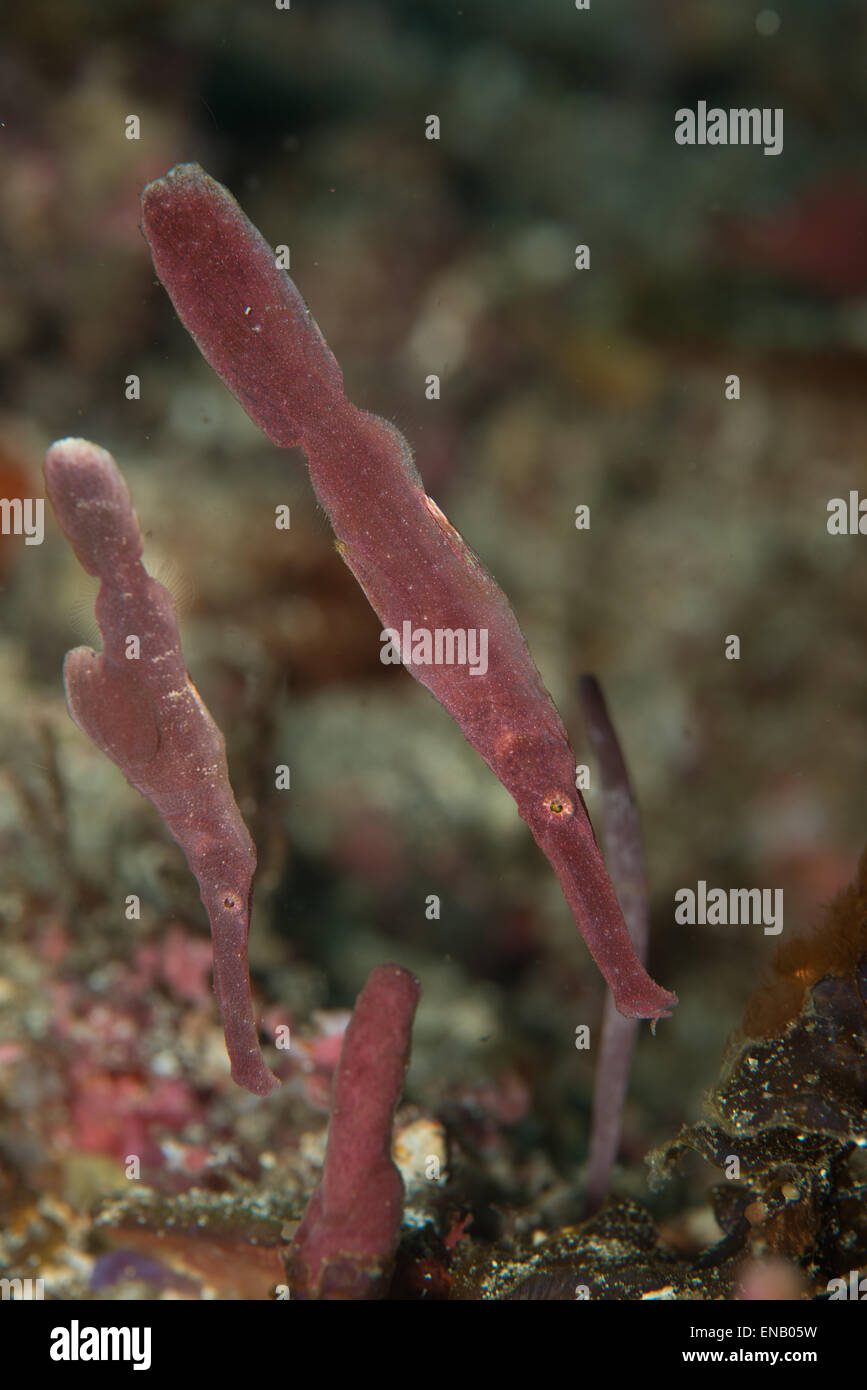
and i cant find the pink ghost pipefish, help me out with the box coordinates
[140,163,676,1023]
[44,437,279,1097]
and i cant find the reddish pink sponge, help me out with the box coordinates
[288,964,421,1299]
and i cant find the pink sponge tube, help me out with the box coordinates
[288,963,421,1299]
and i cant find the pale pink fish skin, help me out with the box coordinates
[140,165,676,1022]
[44,437,279,1095]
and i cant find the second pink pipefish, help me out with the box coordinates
[140,163,676,1023]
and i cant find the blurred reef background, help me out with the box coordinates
[0,0,866,1298]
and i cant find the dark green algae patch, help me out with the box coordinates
[448,879,867,1301]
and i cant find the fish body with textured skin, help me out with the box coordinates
[140,163,676,1023]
